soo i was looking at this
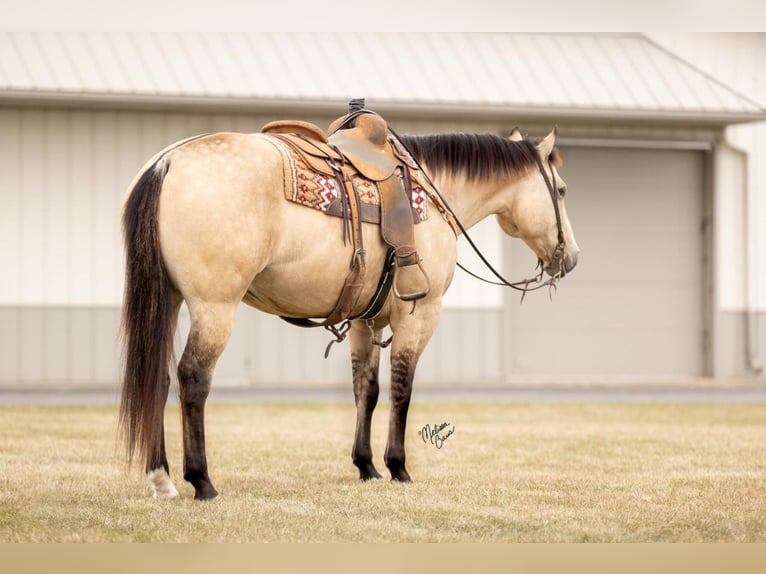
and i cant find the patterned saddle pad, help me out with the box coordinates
[267,135,429,224]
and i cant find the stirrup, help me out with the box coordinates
[392,259,431,302]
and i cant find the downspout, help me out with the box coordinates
[723,131,763,376]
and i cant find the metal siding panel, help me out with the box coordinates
[162,112,193,144]
[249,314,351,387]
[92,307,120,384]
[0,308,20,382]
[68,308,93,382]
[414,309,503,384]
[20,308,44,383]
[713,145,745,311]
[91,112,121,305]
[443,217,502,310]
[68,112,93,305]
[251,313,283,384]
[115,112,143,301]
[0,110,21,303]
[214,305,250,385]
[138,112,166,160]
[20,110,45,304]
[44,308,68,383]
[457,310,500,381]
[185,112,216,137]
[43,111,69,303]
[230,114,263,134]
[426,312,461,381]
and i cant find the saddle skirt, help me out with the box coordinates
[265,134,429,226]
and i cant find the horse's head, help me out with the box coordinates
[496,128,579,278]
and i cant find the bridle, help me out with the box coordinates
[452,156,566,301]
[391,125,568,301]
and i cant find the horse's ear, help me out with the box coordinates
[509,127,523,142]
[537,127,557,158]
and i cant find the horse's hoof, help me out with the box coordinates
[359,467,384,481]
[147,468,180,499]
[194,487,219,501]
[389,468,412,483]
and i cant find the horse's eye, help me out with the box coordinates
[558,186,567,198]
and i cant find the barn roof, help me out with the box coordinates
[1,32,764,125]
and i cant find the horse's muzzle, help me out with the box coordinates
[544,248,578,278]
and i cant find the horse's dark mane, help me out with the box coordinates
[398,133,545,181]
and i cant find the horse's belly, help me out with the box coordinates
[242,245,389,319]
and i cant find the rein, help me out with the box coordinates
[388,125,567,301]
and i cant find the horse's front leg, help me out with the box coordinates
[384,302,441,482]
[350,320,384,480]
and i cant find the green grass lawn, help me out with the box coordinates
[1,400,764,542]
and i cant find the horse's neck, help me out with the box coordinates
[433,174,510,230]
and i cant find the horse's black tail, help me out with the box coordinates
[118,158,174,471]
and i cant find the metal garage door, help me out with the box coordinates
[505,145,707,380]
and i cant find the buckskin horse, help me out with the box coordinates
[119,102,579,500]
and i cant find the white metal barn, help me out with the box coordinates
[0,33,764,389]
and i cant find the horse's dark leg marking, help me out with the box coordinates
[384,349,416,482]
[350,322,383,480]
[178,330,220,501]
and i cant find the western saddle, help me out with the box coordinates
[262,99,453,338]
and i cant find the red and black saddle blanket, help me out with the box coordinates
[264,134,429,225]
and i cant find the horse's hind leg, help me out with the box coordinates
[177,301,237,500]
[350,321,383,480]
[147,293,182,499]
